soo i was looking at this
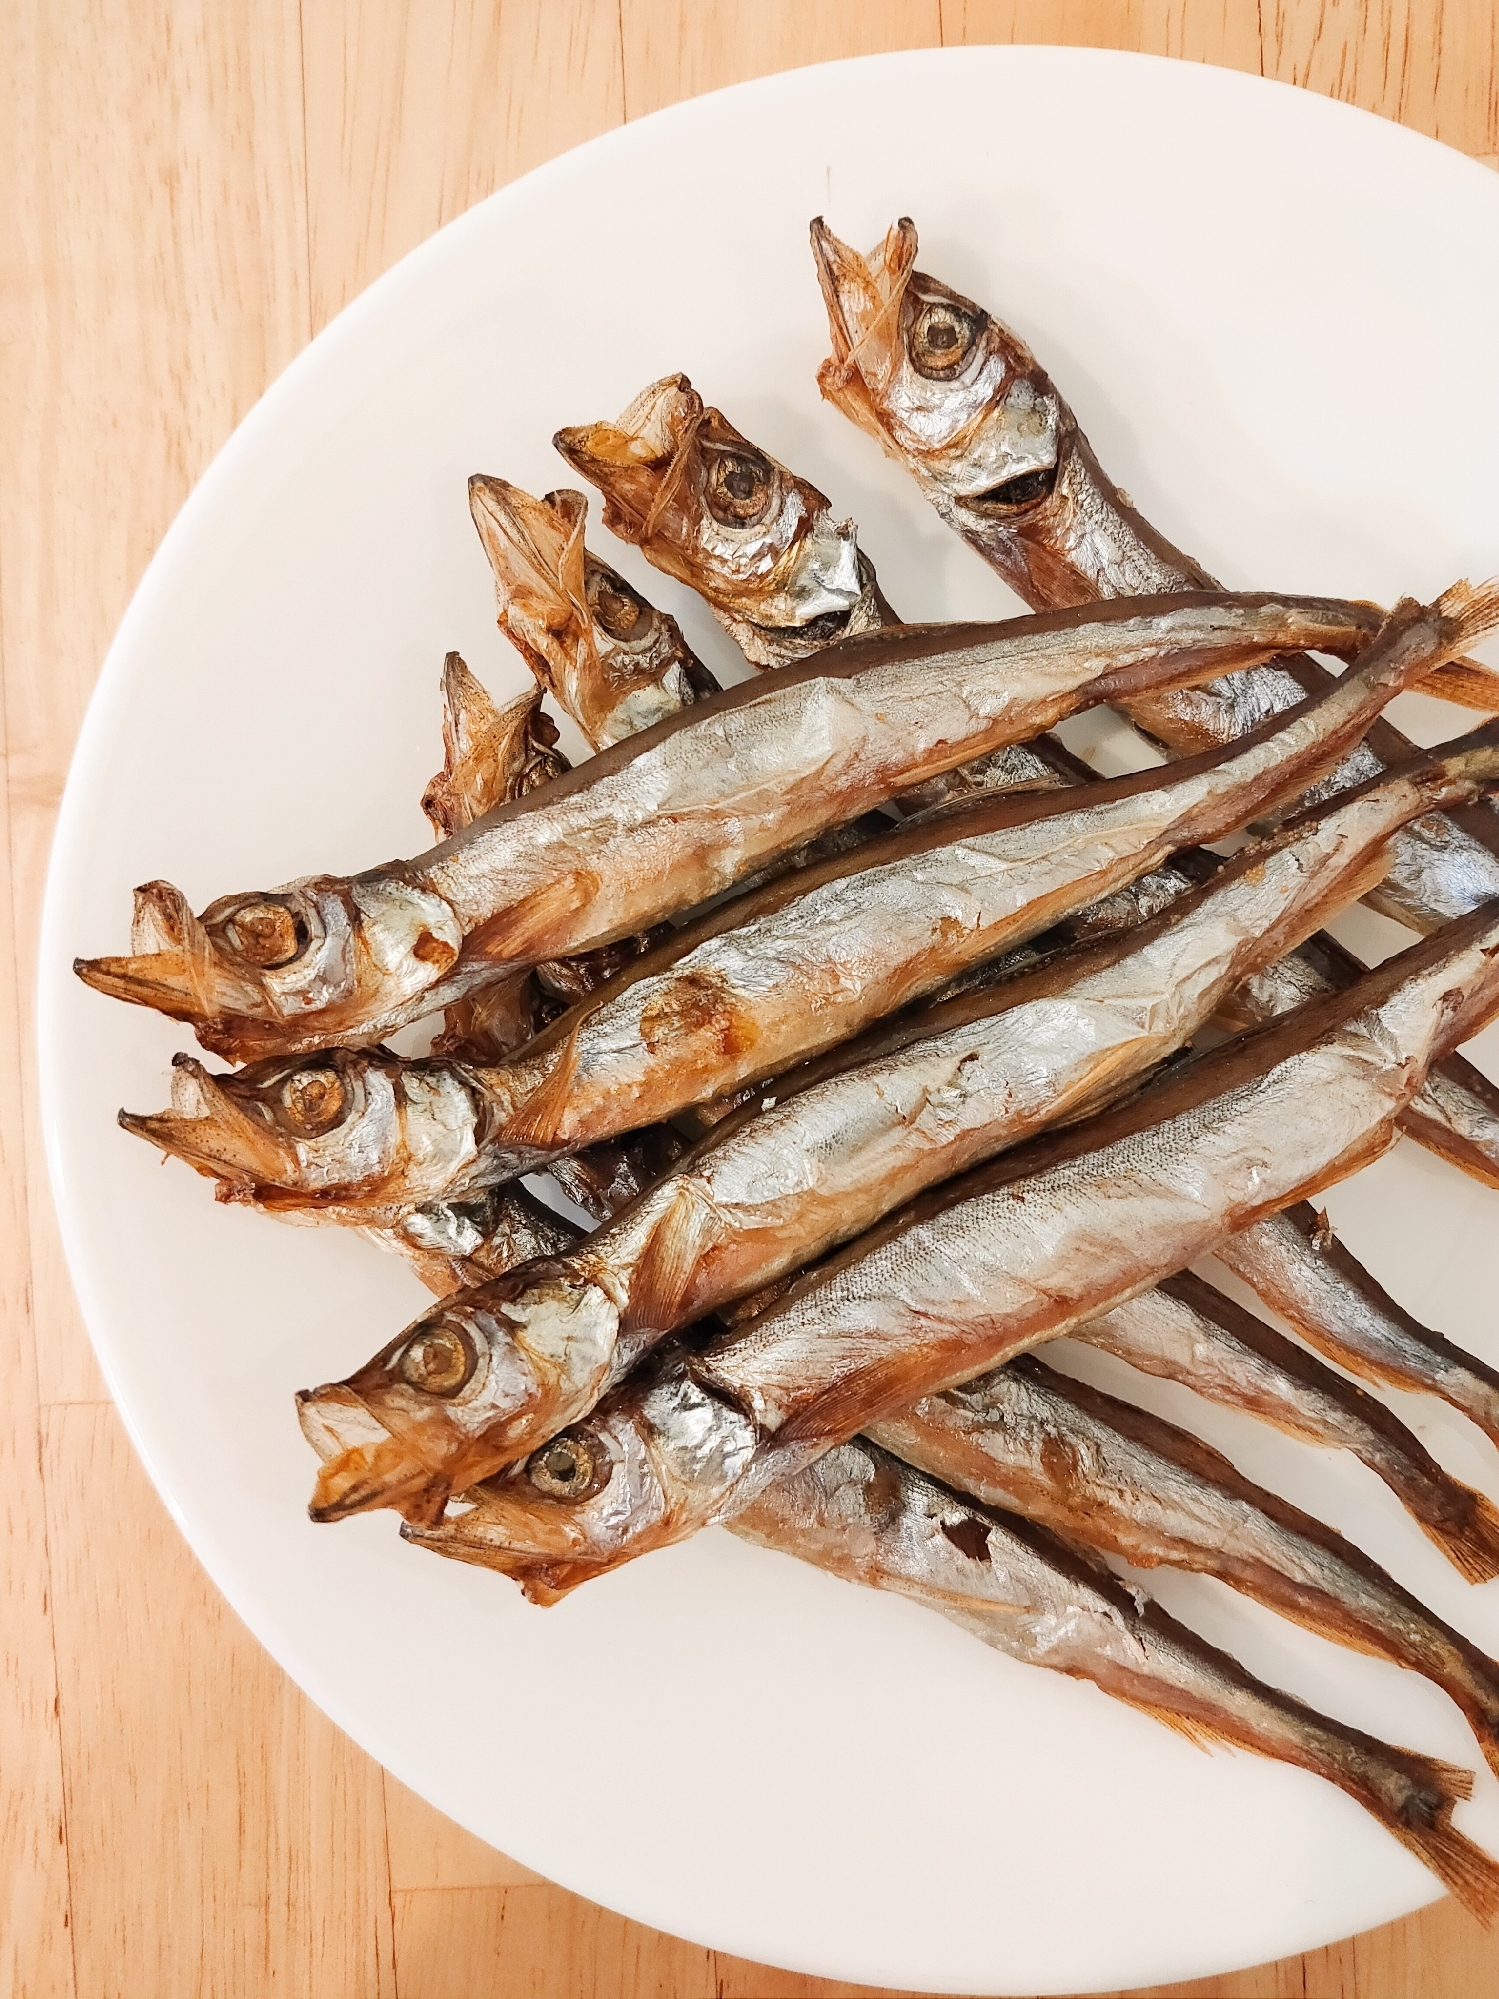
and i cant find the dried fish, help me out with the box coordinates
[810,216,1499,934]
[80,591,1382,1061]
[468,475,718,748]
[874,1358,1499,1774]
[287,722,1499,1524]
[727,1440,1499,1917]
[405,906,1499,1588]
[120,606,1499,1222]
[554,375,893,668]
[1075,1273,1499,1583]
[1218,1204,1499,1449]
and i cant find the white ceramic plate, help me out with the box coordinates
[38,46,1499,1994]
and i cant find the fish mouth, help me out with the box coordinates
[298,1393,452,1527]
[956,465,1059,517]
[118,1053,300,1195]
[398,1515,600,1603]
[75,949,207,1019]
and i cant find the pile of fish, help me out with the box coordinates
[79,218,1499,1914]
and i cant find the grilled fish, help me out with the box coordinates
[79,591,1381,1061]
[1075,1272,1499,1582]
[874,1358,1499,1775]
[726,1439,1499,1917]
[118,599,1499,1217]
[467,475,718,748]
[406,905,1499,1590]
[1218,1204,1499,1449]
[291,725,1499,1523]
[810,215,1499,935]
[554,374,893,668]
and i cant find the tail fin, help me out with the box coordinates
[1416,1482,1499,1587]
[1435,575,1499,654]
[1389,1787,1499,1925]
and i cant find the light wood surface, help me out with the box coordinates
[3,5,1498,1995]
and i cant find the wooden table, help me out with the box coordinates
[4,6,1498,1995]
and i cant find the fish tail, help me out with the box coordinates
[1435,575,1499,653]
[1416,1482,1499,1586]
[1393,1802,1499,1924]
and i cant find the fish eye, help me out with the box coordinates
[909,297,983,380]
[704,449,775,528]
[526,1428,612,1502]
[398,1325,476,1397]
[277,1066,348,1136]
[587,567,653,644]
[219,898,306,969]
[964,465,1059,516]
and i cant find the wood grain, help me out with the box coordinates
[4,4,1499,1995]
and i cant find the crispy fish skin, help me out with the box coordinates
[411,906,1499,1590]
[291,730,1499,1523]
[872,1358,1499,1775]
[554,375,893,668]
[809,216,1499,934]
[1217,1204,1499,1448]
[119,606,1499,1221]
[722,1440,1499,1918]
[1074,1273,1499,1583]
[74,591,1391,1061]
[373,1182,584,1295]
[468,476,719,749]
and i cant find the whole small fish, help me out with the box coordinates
[873,1357,1499,1775]
[290,725,1499,1524]
[1074,1271,1499,1583]
[117,604,1499,1219]
[810,215,1499,935]
[404,906,1499,1591]
[554,374,893,668]
[1217,1204,1499,1449]
[467,475,719,749]
[78,591,1378,1061]
[723,1438,1499,1918]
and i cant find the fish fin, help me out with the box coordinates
[500,1029,581,1151]
[621,1185,723,1335]
[1117,1697,1219,1754]
[1394,1810,1499,1924]
[1418,1483,1499,1587]
[1437,576,1499,654]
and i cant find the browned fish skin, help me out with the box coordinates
[468,475,719,749]
[1075,1272,1499,1583]
[1217,1203,1499,1448]
[373,1182,583,1294]
[873,1357,1499,1776]
[809,215,1499,936]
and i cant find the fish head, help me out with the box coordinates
[76,872,465,1058]
[422,650,566,838]
[812,216,1063,522]
[118,1047,484,1216]
[299,1264,627,1524]
[469,471,700,747]
[399,1354,760,1601]
[556,376,867,650]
